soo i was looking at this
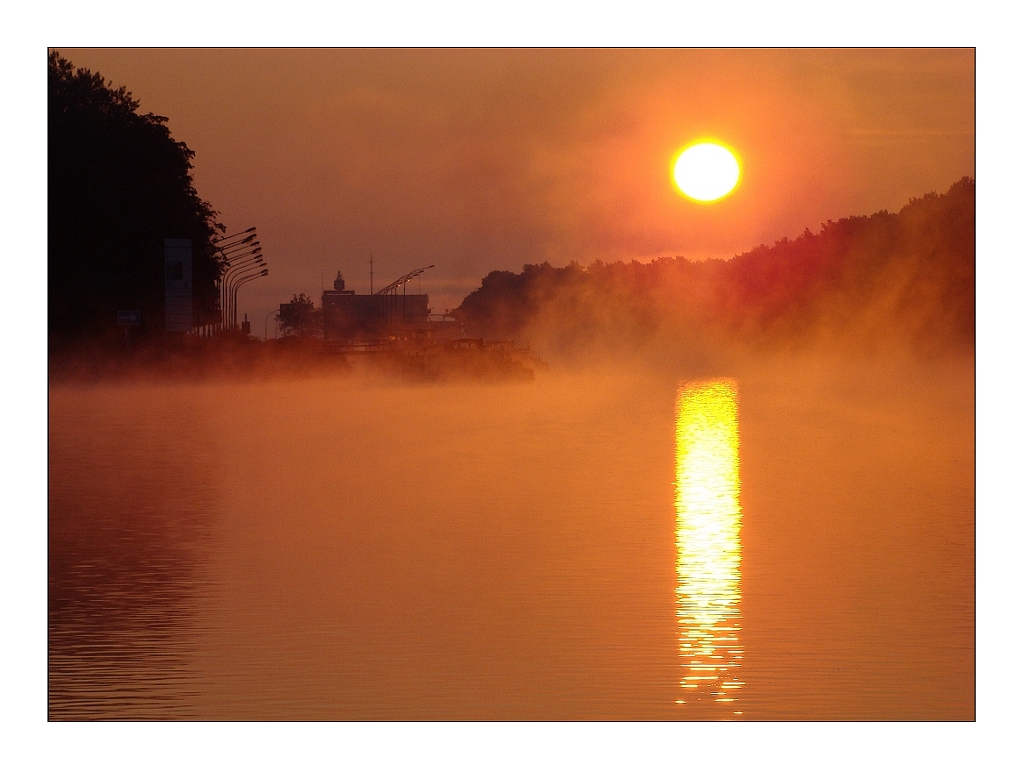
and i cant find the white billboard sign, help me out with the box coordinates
[164,238,193,332]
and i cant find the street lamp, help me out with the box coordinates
[214,238,259,277]
[213,227,256,245]
[219,246,262,295]
[218,240,260,261]
[223,260,265,330]
[219,235,257,251]
[220,254,264,331]
[216,242,260,320]
[232,269,269,329]
[225,261,266,329]
[209,226,264,333]
[265,308,279,341]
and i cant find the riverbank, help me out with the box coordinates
[48,335,546,385]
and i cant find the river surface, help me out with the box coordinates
[48,359,974,720]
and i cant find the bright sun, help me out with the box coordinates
[673,142,741,202]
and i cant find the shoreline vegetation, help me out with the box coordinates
[454,177,974,365]
[48,52,974,385]
[49,177,975,385]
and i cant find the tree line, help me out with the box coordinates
[453,177,975,358]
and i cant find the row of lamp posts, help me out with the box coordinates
[212,227,269,334]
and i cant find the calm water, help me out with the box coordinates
[48,360,975,720]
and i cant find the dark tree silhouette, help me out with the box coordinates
[278,294,323,339]
[48,50,223,349]
[454,178,975,356]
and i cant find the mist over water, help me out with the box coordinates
[45,48,974,722]
[48,351,974,720]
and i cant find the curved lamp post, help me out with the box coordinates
[210,226,264,333]
[232,269,269,329]
[225,264,264,331]
[217,241,261,273]
[215,236,259,267]
[265,308,279,341]
[220,254,264,331]
[219,238,259,259]
[213,226,256,245]
[225,261,266,329]
[215,239,261,332]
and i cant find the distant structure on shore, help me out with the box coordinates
[268,265,546,380]
[322,271,431,340]
[280,267,460,343]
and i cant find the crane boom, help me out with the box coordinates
[374,265,434,295]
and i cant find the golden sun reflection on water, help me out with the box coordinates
[675,380,743,714]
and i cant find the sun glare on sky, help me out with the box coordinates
[673,142,741,203]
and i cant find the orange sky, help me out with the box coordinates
[58,48,974,327]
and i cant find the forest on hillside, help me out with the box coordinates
[454,177,975,360]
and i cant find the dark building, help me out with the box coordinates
[322,272,430,341]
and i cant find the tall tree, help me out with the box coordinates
[48,50,223,349]
[278,294,323,339]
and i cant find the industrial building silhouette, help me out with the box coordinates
[280,268,458,342]
[322,272,431,340]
